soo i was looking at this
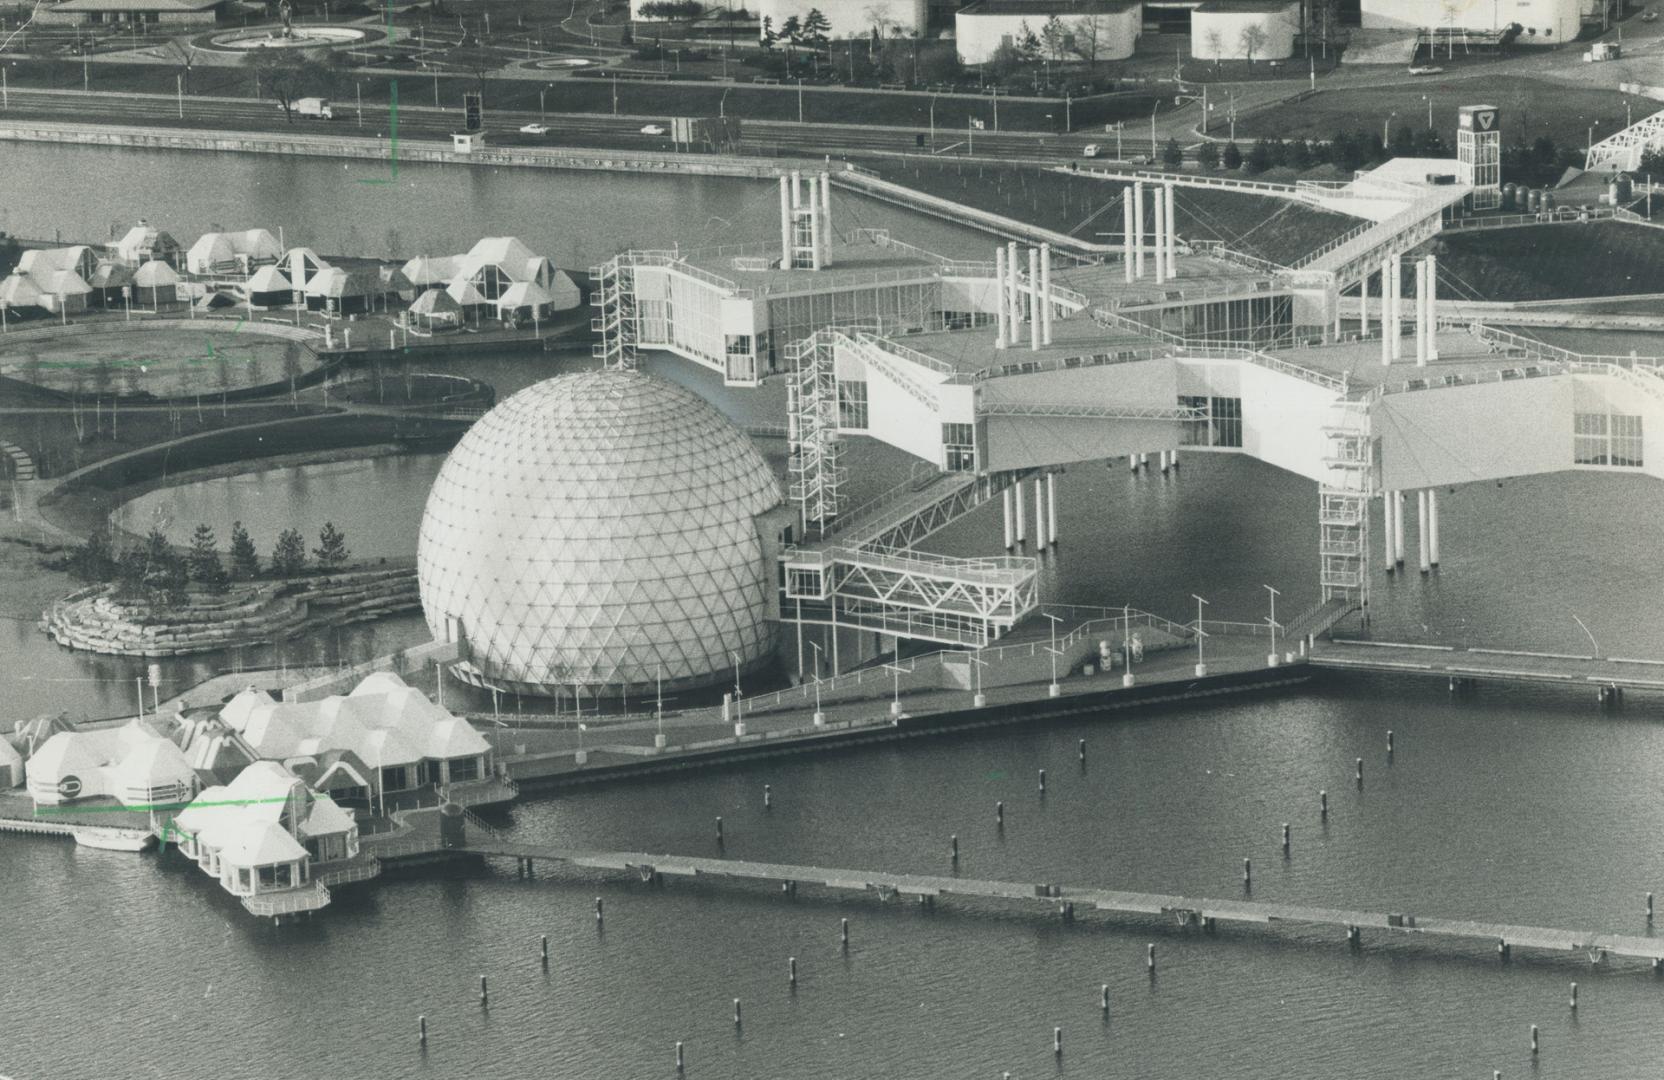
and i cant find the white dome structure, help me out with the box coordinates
[417,370,786,697]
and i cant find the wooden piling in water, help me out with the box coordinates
[418,1015,427,1045]
[479,974,488,1006]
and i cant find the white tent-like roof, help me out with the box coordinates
[133,260,182,288]
[457,236,539,284]
[221,688,276,732]
[299,795,354,838]
[400,254,460,287]
[245,265,292,294]
[0,737,22,786]
[218,820,308,869]
[0,272,44,307]
[546,269,582,311]
[445,278,488,307]
[110,737,196,800]
[38,270,91,298]
[408,288,462,319]
[18,246,93,277]
[495,280,555,314]
[87,263,135,291]
[115,224,179,265]
[186,233,236,275]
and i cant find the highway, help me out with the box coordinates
[0,86,1163,163]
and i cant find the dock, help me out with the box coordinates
[1309,639,1664,696]
[435,836,1664,966]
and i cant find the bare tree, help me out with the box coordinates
[1204,28,1224,67]
[1070,14,1104,75]
[1041,14,1069,62]
[1238,23,1267,66]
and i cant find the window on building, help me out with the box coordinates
[382,766,410,791]
[942,422,976,472]
[1611,413,1644,467]
[1211,396,1243,447]
[449,757,480,783]
[1574,412,1609,465]
[838,379,869,429]
[1178,395,1210,446]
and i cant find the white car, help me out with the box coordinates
[1642,10,1657,21]
[1407,66,1445,76]
[1083,144,1101,158]
[519,123,550,135]
[640,124,667,135]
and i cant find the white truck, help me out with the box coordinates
[294,97,335,120]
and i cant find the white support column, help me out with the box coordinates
[1417,489,1431,573]
[1160,449,1170,474]
[1382,493,1396,572]
[779,176,792,268]
[1002,486,1014,549]
[1164,182,1178,278]
[1129,453,1138,473]
[1028,247,1040,351]
[1046,472,1058,544]
[1428,488,1441,567]
[1040,243,1053,345]
[1034,478,1047,551]
[1380,257,1392,366]
[791,169,802,208]
[1384,252,1397,362]
[1133,181,1146,279]
[1414,257,1428,366]
[1123,197,1136,283]
[1007,241,1021,333]
[808,176,823,272]
[1153,193,1167,285]
[1360,271,1370,336]
[1169,448,1178,470]
[994,247,1008,349]
[1426,254,1439,361]
[1015,475,1027,542]
[1333,283,1343,340]
[1393,490,1406,565]
[819,171,833,267]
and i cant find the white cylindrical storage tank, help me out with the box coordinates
[955,0,1140,65]
[1190,1,1299,62]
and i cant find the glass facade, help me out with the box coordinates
[838,379,869,429]
[1133,295,1293,346]
[1575,412,1644,468]
[1178,396,1243,448]
[942,423,976,471]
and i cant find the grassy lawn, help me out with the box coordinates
[0,324,314,398]
[1235,75,1636,150]
[861,158,1358,265]
[1433,222,1664,301]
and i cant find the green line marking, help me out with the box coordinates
[357,0,400,185]
[35,795,297,817]
[985,769,1007,780]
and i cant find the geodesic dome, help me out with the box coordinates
[417,370,784,697]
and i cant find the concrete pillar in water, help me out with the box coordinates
[1047,472,1058,545]
[1428,488,1441,566]
[1418,489,1431,574]
[1122,196,1135,284]
[1133,181,1146,279]
[994,246,1008,349]
[1035,478,1047,552]
[1393,490,1406,565]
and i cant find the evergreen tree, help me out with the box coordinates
[1244,137,1271,174]
[1196,140,1221,171]
[187,523,228,591]
[1221,140,1243,170]
[229,520,261,580]
[1287,138,1313,170]
[801,7,830,46]
[1161,137,1184,169]
[271,528,307,577]
[313,522,351,569]
[68,523,117,583]
[760,14,774,49]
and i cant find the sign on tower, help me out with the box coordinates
[1457,105,1502,210]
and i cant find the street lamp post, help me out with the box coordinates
[882,660,908,719]
[356,81,362,126]
[1263,584,1281,667]
[1121,604,1135,688]
[1423,93,1431,129]
[654,665,666,748]
[808,641,825,726]
[1192,594,1210,677]
[929,93,936,151]
[797,78,805,123]
[720,86,731,119]
[177,74,184,119]
[970,649,988,708]
[1042,612,1063,697]
[730,650,742,704]
[1384,112,1396,147]
[1150,100,1158,158]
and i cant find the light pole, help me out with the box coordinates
[1588,122,1599,157]
[1192,594,1210,677]
[970,649,988,708]
[1121,604,1135,688]
[882,660,908,719]
[1384,111,1396,147]
[720,86,731,119]
[808,641,825,725]
[1149,100,1158,158]
[654,665,665,748]
[356,80,362,126]
[730,650,742,703]
[1422,93,1431,129]
[797,78,804,123]
[1263,584,1281,666]
[177,73,184,119]
[929,93,936,151]
[1042,612,1063,697]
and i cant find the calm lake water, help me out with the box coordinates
[4,144,1664,1080]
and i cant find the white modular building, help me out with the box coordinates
[1190,0,1299,60]
[185,229,283,277]
[1360,0,1582,44]
[955,0,1141,65]
[417,370,792,699]
[25,718,198,808]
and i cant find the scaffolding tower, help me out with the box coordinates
[1318,399,1373,614]
[589,255,638,370]
[785,327,848,537]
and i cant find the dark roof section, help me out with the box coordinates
[958,0,1140,15]
[51,0,224,11]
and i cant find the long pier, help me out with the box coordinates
[448,839,1664,966]
[1309,639,1664,697]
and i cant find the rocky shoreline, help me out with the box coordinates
[40,567,420,657]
